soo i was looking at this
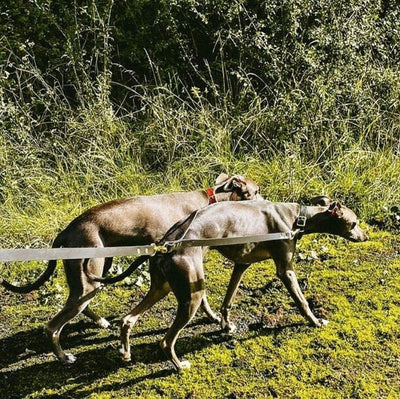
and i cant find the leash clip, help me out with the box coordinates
[150,244,169,254]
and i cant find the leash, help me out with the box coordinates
[0,231,299,263]
[0,244,163,263]
[0,207,309,264]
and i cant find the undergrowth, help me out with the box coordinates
[1,1,400,397]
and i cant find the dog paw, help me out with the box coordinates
[311,318,329,328]
[178,360,191,370]
[97,318,111,329]
[221,321,237,334]
[62,353,77,365]
[319,318,329,326]
[119,348,131,362]
[208,314,222,325]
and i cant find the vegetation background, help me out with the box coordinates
[0,0,399,398]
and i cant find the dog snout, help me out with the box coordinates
[349,227,369,242]
[357,225,369,241]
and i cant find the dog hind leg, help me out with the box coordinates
[200,292,221,324]
[220,263,250,333]
[82,257,113,328]
[119,261,170,362]
[160,253,204,371]
[160,289,203,371]
[45,258,103,364]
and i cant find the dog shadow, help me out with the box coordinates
[0,316,301,397]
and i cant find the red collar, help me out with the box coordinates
[206,187,217,204]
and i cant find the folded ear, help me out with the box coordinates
[328,201,343,217]
[310,196,333,206]
[215,175,244,193]
[215,173,230,185]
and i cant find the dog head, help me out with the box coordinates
[309,196,333,206]
[214,173,262,201]
[309,200,368,242]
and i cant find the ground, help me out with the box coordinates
[1,229,400,398]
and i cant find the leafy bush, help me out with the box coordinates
[0,0,399,233]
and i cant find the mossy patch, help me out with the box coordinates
[1,230,400,398]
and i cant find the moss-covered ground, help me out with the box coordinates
[1,228,399,398]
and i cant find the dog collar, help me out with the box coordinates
[295,205,308,234]
[206,188,217,204]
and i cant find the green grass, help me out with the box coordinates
[1,2,400,396]
[1,229,400,398]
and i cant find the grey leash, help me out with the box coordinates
[0,231,300,263]
[0,244,161,263]
[0,207,308,263]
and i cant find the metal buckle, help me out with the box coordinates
[151,243,169,254]
[296,216,307,228]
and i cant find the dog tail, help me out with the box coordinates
[84,255,150,284]
[1,260,57,293]
[1,234,63,294]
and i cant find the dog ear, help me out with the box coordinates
[215,175,245,193]
[328,202,343,217]
[310,196,333,206]
[215,173,230,185]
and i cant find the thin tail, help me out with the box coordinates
[1,234,63,294]
[1,259,57,293]
[85,255,150,284]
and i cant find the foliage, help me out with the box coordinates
[1,1,400,397]
[1,0,399,159]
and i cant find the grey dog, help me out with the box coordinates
[118,196,368,370]
[1,173,260,364]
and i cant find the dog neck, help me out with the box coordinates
[204,188,235,204]
[294,204,335,235]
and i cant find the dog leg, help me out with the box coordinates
[200,292,221,324]
[159,252,205,371]
[45,258,103,364]
[160,290,203,371]
[120,264,170,362]
[45,287,101,364]
[220,263,250,333]
[82,307,110,329]
[275,259,327,327]
[81,257,113,328]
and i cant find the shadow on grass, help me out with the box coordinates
[0,315,302,398]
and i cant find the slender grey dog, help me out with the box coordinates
[1,173,260,364]
[118,196,367,371]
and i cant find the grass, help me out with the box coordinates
[2,2,400,396]
[1,227,400,398]
[1,81,400,396]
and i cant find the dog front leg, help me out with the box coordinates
[220,263,250,333]
[275,262,328,327]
